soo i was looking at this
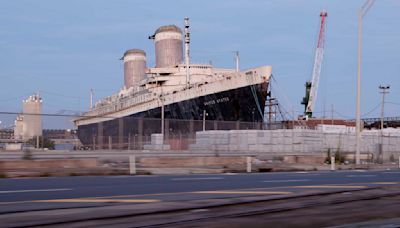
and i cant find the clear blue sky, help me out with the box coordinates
[0,0,399,128]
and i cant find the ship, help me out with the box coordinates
[74,18,272,148]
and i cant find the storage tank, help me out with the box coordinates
[123,49,146,88]
[154,25,183,68]
[13,115,23,140]
[22,94,42,140]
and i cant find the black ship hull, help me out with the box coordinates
[78,82,268,148]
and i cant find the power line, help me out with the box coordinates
[387,102,400,106]
[361,102,381,117]
[333,110,352,119]
[40,90,81,99]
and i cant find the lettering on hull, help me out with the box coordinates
[204,97,230,106]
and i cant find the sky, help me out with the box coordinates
[0,0,399,129]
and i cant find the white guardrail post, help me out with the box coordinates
[246,156,252,173]
[330,156,335,171]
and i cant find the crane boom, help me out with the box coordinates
[302,11,328,118]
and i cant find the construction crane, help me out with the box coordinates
[301,10,328,119]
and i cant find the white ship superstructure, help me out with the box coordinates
[76,64,271,125]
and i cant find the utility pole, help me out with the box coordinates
[331,104,334,125]
[355,0,375,165]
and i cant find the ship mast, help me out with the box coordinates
[184,17,190,88]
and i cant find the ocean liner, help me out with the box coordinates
[74,18,272,146]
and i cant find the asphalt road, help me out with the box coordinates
[0,169,399,215]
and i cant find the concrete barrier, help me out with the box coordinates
[138,156,247,168]
[0,159,98,169]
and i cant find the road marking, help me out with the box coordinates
[191,209,210,213]
[293,185,367,189]
[105,176,133,178]
[194,191,292,195]
[0,200,36,205]
[262,179,311,183]
[106,175,158,178]
[346,175,377,178]
[0,188,72,194]
[371,182,399,185]
[35,198,159,203]
[294,171,309,174]
[171,177,224,181]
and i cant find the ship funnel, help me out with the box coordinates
[151,25,183,68]
[122,49,146,88]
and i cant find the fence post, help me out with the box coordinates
[120,118,124,149]
[246,156,252,173]
[129,155,136,175]
[138,118,143,149]
[98,122,104,149]
[179,133,182,150]
[128,133,131,150]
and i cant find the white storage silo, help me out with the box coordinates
[22,94,42,140]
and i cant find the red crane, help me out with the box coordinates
[301,10,328,119]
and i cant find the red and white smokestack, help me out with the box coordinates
[122,49,147,89]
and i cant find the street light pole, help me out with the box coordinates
[355,9,362,165]
[379,85,390,132]
[355,0,375,165]
[202,110,208,131]
[377,85,390,164]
